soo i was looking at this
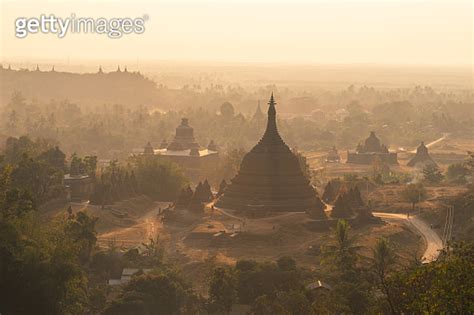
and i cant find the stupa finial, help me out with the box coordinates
[260,93,282,144]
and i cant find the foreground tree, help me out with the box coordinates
[321,220,370,314]
[208,267,237,314]
[446,163,469,184]
[0,200,90,314]
[389,242,474,314]
[423,164,444,184]
[104,273,199,315]
[371,238,398,315]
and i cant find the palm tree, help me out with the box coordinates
[320,220,369,314]
[321,220,361,270]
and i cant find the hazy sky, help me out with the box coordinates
[1,0,472,65]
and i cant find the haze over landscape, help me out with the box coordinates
[0,0,473,314]
[2,0,473,65]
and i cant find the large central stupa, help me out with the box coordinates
[216,94,321,213]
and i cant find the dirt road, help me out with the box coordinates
[218,206,442,262]
[95,202,169,248]
[373,212,443,262]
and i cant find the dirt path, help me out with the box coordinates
[215,206,305,222]
[373,212,443,262]
[218,206,442,262]
[96,202,169,248]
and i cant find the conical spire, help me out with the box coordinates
[260,93,282,144]
[252,100,264,121]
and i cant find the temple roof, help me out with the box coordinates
[407,141,437,167]
[143,142,154,155]
[356,131,389,153]
[167,118,199,151]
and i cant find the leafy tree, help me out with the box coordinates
[277,256,297,271]
[389,242,474,314]
[133,155,188,201]
[208,267,237,314]
[446,163,468,184]
[219,148,247,180]
[90,156,186,205]
[69,153,85,175]
[251,294,285,314]
[220,101,235,118]
[10,154,63,203]
[423,163,444,184]
[104,273,191,315]
[467,151,474,174]
[0,191,89,314]
[277,290,314,315]
[83,156,98,178]
[38,146,66,170]
[140,236,165,267]
[234,259,304,306]
[401,183,427,213]
[66,211,98,264]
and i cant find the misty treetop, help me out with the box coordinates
[1,78,472,160]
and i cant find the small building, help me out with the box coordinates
[347,131,398,165]
[108,268,152,286]
[325,146,341,163]
[407,141,437,168]
[306,280,332,291]
[141,118,219,182]
[64,174,94,201]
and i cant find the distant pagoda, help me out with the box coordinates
[326,146,340,163]
[151,118,218,182]
[347,131,398,165]
[167,118,199,151]
[143,142,154,155]
[216,94,322,213]
[407,141,437,167]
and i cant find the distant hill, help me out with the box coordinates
[0,66,159,108]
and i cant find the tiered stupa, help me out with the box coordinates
[346,131,398,165]
[152,118,218,182]
[216,94,321,213]
[167,118,199,151]
[407,141,437,167]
